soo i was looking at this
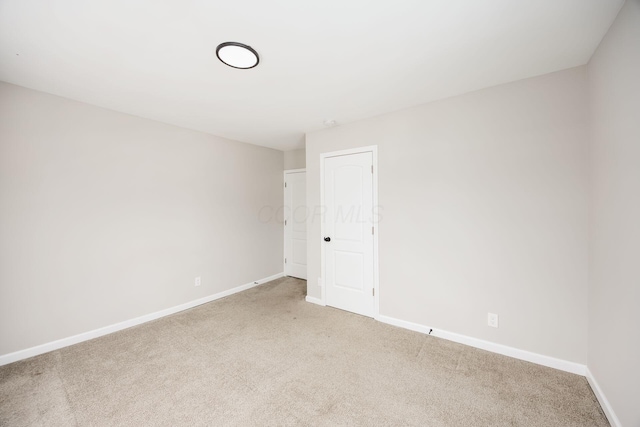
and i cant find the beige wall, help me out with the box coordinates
[284,149,306,170]
[587,1,640,426]
[306,67,590,364]
[0,82,284,356]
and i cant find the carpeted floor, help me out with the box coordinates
[0,277,608,426]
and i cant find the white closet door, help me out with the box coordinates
[323,152,374,317]
[284,170,307,279]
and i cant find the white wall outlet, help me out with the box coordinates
[488,312,499,328]
[195,276,201,287]
[318,277,322,287]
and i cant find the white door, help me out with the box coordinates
[284,170,307,279]
[324,152,374,317]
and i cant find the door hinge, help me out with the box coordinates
[372,226,374,235]
[373,288,375,296]
[371,165,373,174]
[284,182,287,188]
[285,219,287,226]
[285,258,287,263]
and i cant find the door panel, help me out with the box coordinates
[334,251,364,290]
[292,239,307,265]
[324,152,374,317]
[285,171,307,279]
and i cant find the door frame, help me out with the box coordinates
[283,168,307,277]
[320,146,379,319]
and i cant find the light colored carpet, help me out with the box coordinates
[1,277,608,426]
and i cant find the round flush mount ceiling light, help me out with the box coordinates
[216,42,259,69]
[323,119,338,127]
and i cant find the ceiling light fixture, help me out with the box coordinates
[323,119,337,127]
[216,42,259,69]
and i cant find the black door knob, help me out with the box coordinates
[324,237,331,242]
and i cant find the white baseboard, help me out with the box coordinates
[585,367,621,427]
[376,314,586,376]
[0,272,284,367]
[305,295,325,306]
[376,314,432,335]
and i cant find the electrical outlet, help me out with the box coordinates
[488,313,499,328]
[195,276,201,287]
[318,277,322,287]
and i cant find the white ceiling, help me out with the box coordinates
[0,0,623,151]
